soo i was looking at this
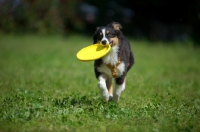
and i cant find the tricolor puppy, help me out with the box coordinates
[93,21,134,102]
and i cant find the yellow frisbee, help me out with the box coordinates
[76,44,111,62]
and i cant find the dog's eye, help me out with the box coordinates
[107,33,113,37]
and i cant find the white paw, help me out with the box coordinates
[113,87,122,102]
[99,89,109,101]
[101,93,109,102]
[98,82,109,101]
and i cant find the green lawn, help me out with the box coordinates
[0,34,200,132]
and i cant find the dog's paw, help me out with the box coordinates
[100,90,109,101]
[100,93,109,102]
[97,81,109,101]
[109,95,113,101]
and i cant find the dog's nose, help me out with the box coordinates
[101,40,107,45]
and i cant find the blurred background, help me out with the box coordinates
[0,0,199,44]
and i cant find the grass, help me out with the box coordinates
[0,34,200,132]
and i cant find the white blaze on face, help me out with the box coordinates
[101,28,109,44]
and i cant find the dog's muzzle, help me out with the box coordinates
[101,40,107,45]
[101,40,114,47]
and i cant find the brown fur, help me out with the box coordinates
[110,37,119,46]
[112,23,122,30]
[106,79,113,96]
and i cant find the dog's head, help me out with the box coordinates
[93,22,123,47]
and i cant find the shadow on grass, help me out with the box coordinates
[53,92,119,109]
[52,92,129,121]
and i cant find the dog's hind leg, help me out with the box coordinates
[98,75,109,101]
[106,78,113,101]
[113,77,125,102]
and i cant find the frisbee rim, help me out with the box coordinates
[76,44,111,62]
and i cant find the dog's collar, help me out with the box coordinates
[106,57,121,78]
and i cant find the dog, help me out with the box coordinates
[93,21,134,102]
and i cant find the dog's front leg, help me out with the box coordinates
[113,77,126,102]
[106,78,113,101]
[98,75,109,101]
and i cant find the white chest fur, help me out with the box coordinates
[97,46,125,78]
[102,46,119,66]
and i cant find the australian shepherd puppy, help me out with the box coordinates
[93,21,134,102]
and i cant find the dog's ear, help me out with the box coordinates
[95,27,100,31]
[93,27,100,44]
[111,22,122,31]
